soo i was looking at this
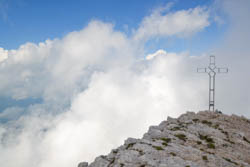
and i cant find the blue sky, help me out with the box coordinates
[0,0,221,50]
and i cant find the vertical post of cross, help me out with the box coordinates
[208,56,216,111]
[197,55,228,112]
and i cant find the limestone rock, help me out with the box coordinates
[79,111,250,167]
[78,162,88,167]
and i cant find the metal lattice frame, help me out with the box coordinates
[197,56,228,112]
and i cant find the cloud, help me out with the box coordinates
[211,0,250,115]
[0,48,8,62]
[146,49,167,60]
[0,18,208,166]
[0,48,207,167]
[0,21,134,104]
[134,6,210,41]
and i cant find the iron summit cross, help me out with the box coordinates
[197,56,228,112]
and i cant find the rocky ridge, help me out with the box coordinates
[78,111,250,167]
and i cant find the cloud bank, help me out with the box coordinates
[212,0,250,115]
[134,6,210,41]
[0,1,250,167]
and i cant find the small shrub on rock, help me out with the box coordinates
[175,134,187,141]
[160,137,171,143]
[202,155,208,161]
[207,143,215,149]
[152,146,164,151]
[201,120,212,126]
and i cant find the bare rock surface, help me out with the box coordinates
[78,111,250,167]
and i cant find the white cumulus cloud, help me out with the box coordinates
[0,48,8,62]
[134,6,210,41]
[0,46,208,167]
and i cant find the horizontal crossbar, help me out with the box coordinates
[197,68,207,73]
[216,68,228,73]
[197,67,228,74]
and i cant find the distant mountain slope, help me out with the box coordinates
[78,111,250,167]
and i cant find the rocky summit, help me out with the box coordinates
[78,111,250,167]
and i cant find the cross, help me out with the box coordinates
[197,55,228,112]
